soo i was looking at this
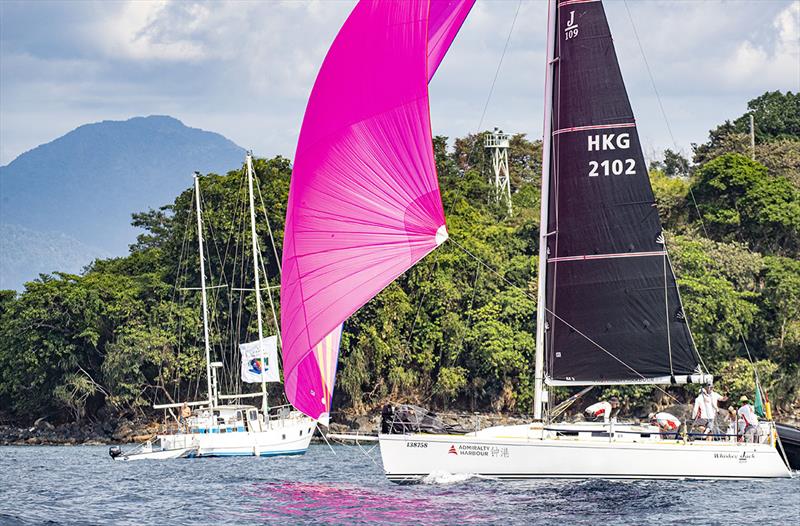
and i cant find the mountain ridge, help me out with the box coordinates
[0,115,246,290]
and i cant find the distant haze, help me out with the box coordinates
[0,115,245,289]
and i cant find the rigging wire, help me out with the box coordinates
[665,249,710,375]
[473,0,522,205]
[447,236,682,405]
[406,1,524,361]
[622,0,763,392]
[430,1,524,366]
[232,170,251,394]
[621,0,719,382]
[233,175,250,395]
[621,0,677,150]
[223,166,248,389]
[198,191,225,373]
[622,0,709,239]
[476,0,522,133]
[454,264,482,363]
[256,236,281,339]
[254,174,283,274]
[168,199,194,403]
[663,251,674,378]
[406,254,440,356]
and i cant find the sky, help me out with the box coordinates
[1,0,798,167]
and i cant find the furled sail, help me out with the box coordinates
[282,0,470,422]
[544,0,704,385]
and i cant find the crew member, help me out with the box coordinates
[608,396,621,422]
[737,395,760,443]
[180,402,191,431]
[585,397,621,423]
[692,383,727,440]
[725,406,744,442]
[649,412,681,439]
[380,404,395,434]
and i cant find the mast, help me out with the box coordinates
[246,153,269,414]
[194,172,215,408]
[534,0,558,421]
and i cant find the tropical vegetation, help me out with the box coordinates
[1,91,798,424]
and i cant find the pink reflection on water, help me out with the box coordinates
[242,481,486,524]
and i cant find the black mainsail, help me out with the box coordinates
[537,0,705,388]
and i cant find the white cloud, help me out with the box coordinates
[96,1,206,62]
[722,1,800,87]
[776,1,800,54]
[1,0,799,166]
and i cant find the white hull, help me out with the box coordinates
[379,424,792,482]
[118,415,315,460]
[117,446,197,461]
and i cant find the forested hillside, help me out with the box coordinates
[1,91,798,425]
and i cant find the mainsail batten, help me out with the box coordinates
[282,0,471,422]
[543,0,703,385]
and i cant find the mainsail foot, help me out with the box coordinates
[546,373,715,386]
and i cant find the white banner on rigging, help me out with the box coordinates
[240,336,280,383]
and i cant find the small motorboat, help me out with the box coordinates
[109,441,198,461]
[776,423,800,470]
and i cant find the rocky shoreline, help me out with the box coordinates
[0,417,160,446]
[0,411,553,446]
[3,404,799,447]
[327,410,540,436]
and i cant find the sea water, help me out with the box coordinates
[0,445,797,525]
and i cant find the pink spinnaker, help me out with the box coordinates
[281,0,474,422]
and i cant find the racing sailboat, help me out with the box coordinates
[282,0,791,480]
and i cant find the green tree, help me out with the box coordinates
[651,148,691,178]
[734,91,800,142]
[650,169,690,230]
[692,91,799,166]
[692,153,800,256]
[669,236,760,365]
[760,257,800,371]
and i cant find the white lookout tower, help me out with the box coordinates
[485,127,512,216]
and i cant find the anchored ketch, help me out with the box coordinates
[111,154,315,461]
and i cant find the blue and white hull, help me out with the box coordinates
[114,408,315,460]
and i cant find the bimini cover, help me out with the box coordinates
[281,0,474,423]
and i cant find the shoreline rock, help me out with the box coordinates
[3,405,800,447]
[0,417,156,446]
